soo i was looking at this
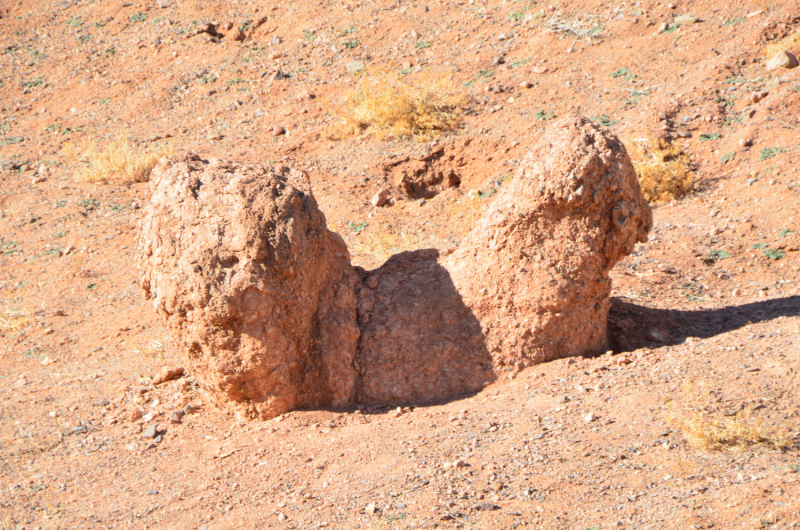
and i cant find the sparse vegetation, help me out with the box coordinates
[343,217,427,267]
[762,247,785,260]
[591,114,617,126]
[610,67,635,80]
[331,70,464,140]
[759,146,786,161]
[62,136,173,184]
[544,12,604,40]
[699,132,721,141]
[129,12,149,23]
[721,151,735,163]
[534,109,555,120]
[464,69,494,87]
[342,38,359,49]
[709,249,729,260]
[723,17,746,26]
[0,303,30,331]
[0,136,24,146]
[670,380,794,451]
[627,138,692,204]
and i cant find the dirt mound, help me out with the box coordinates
[138,117,649,416]
[136,153,361,420]
[373,136,516,200]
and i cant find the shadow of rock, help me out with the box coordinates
[608,296,800,352]
[355,249,494,406]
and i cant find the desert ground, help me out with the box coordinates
[1,0,799,528]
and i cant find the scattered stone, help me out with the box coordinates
[371,188,390,207]
[473,502,498,511]
[93,399,110,407]
[156,0,172,7]
[277,513,287,522]
[207,133,223,141]
[271,124,286,136]
[184,404,195,415]
[272,35,282,45]
[13,376,27,389]
[40,357,56,365]
[520,80,533,88]
[142,424,159,439]
[169,410,184,424]
[365,503,378,515]
[452,459,467,468]
[128,408,143,422]
[766,51,798,71]
[195,22,216,36]
[231,26,246,42]
[490,481,504,491]
[732,288,742,297]
[273,68,287,81]
[752,91,768,104]
[269,50,284,60]
[152,366,184,385]
[583,412,597,423]
[345,60,365,74]
[673,14,700,24]
[31,176,46,184]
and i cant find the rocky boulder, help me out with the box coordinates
[136,154,360,419]
[444,116,652,369]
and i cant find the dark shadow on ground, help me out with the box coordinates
[608,296,800,353]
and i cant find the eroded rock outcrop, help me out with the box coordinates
[137,117,651,418]
[443,116,652,367]
[137,154,360,419]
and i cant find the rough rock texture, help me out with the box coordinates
[443,116,652,368]
[354,250,494,405]
[137,117,651,417]
[136,154,360,419]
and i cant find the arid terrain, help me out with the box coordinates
[1,0,799,528]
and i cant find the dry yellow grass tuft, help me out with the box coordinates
[338,217,429,269]
[0,303,31,332]
[626,137,692,204]
[670,380,794,452]
[764,28,800,59]
[331,69,465,140]
[62,136,173,184]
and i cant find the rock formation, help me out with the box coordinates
[137,116,652,419]
[136,155,361,419]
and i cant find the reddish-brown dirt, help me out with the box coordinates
[1,0,799,529]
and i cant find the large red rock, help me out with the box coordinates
[136,154,360,419]
[444,116,651,369]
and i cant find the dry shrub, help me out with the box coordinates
[764,28,800,59]
[626,138,692,204]
[0,303,30,332]
[62,136,173,184]
[669,380,795,452]
[340,217,429,269]
[331,69,465,140]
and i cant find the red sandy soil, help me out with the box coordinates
[1,0,799,528]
